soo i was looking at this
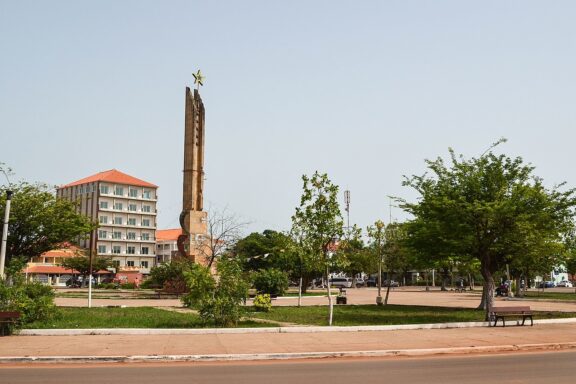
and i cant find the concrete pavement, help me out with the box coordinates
[2,320,576,363]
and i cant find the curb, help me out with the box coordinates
[2,342,576,364]
[17,318,576,336]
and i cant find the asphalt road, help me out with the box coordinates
[2,350,574,384]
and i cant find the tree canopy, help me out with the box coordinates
[401,144,576,314]
[1,182,96,264]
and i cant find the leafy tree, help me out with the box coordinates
[0,182,95,264]
[367,220,386,303]
[401,143,576,317]
[252,268,289,296]
[181,258,250,327]
[146,257,197,293]
[60,253,113,286]
[382,222,410,301]
[235,230,295,273]
[340,225,370,288]
[291,171,344,325]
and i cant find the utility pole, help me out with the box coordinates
[0,190,13,279]
[344,190,350,236]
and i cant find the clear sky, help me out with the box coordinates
[1,1,575,235]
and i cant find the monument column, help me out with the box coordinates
[178,70,208,262]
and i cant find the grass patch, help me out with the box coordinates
[23,307,272,329]
[522,291,576,301]
[249,304,576,326]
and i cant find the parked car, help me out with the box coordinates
[557,280,573,288]
[329,277,353,288]
[354,278,365,288]
[366,277,377,287]
[383,280,399,287]
[538,281,556,288]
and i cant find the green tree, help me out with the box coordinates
[252,268,289,296]
[60,253,113,286]
[367,220,386,304]
[146,257,198,293]
[401,143,576,317]
[181,258,250,327]
[291,171,344,326]
[235,230,295,273]
[340,225,370,288]
[0,182,95,264]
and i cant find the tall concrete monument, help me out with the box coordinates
[177,70,208,262]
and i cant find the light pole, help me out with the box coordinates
[0,190,13,279]
[324,235,339,326]
[375,220,384,305]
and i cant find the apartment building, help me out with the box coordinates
[156,228,182,264]
[57,169,158,275]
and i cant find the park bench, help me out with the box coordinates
[0,311,21,336]
[489,306,533,327]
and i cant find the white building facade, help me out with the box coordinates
[57,169,158,275]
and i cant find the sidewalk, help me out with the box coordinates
[2,321,576,363]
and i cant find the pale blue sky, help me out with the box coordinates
[1,1,576,234]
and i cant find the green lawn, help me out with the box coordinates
[23,307,271,329]
[249,304,576,326]
[22,304,576,329]
[522,291,576,301]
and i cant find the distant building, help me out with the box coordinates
[156,228,182,264]
[57,169,158,275]
[24,244,112,286]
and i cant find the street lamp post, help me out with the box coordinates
[0,190,13,279]
[324,235,339,326]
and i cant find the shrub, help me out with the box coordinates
[181,259,249,327]
[120,282,135,290]
[98,283,117,290]
[253,294,272,312]
[147,258,197,293]
[0,274,57,334]
[252,268,289,296]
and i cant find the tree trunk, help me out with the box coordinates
[326,266,333,326]
[384,284,391,305]
[478,261,495,320]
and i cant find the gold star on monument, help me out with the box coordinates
[193,70,205,89]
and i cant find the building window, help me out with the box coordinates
[98,245,107,254]
[127,232,136,240]
[142,219,150,227]
[141,261,149,268]
[99,201,108,209]
[100,185,109,194]
[98,230,107,239]
[99,216,108,224]
[129,188,138,198]
[127,246,135,255]
[112,246,121,254]
[128,218,136,226]
[114,186,124,196]
[114,217,123,225]
[128,204,137,212]
[112,231,122,240]
[143,190,151,199]
[141,247,149,255]
[141,233,150,241]
[126,260,135,267]
[114,202,123,210]
[142,205,151,213]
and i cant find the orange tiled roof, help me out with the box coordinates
[41,245,81,258]
[24,265,110,274]
[156,228,183,241]
[60,169,157,188]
